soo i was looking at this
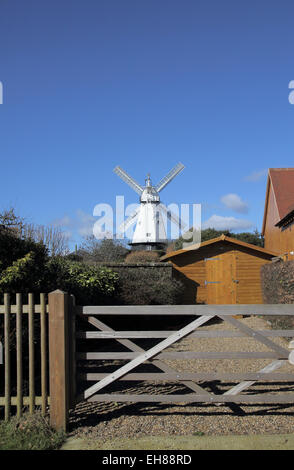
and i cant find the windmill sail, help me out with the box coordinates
[155,162,185,193]
[118,206,141,234]
[158,203,187,231]
[113,166,143,195]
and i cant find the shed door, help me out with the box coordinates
[205,252,237,304]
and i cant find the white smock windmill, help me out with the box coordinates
[114,163,185,250]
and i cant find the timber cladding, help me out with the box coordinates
[161,235,277,305]
[262,168,294,259]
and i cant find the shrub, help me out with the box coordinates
[0,232,48,301]
[0,227,48,272]
[44,257,118,304]
[116,266,184,305]
[124,250,160,264]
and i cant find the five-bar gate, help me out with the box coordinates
[75,303,294,407]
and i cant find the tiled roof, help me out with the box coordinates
[269,168,294,220]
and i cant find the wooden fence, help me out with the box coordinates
[0,293,49,420]
[1,290,294,432]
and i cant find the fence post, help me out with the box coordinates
[48,290,70,432]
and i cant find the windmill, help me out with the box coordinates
[114,162,185,250]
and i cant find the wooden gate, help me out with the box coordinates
[75,303,294,406]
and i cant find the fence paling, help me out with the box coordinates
[4,294,11,421]
[16,293,23,418]
[28,293,35,413]
[40,293,47,416]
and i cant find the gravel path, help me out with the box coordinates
[68,316,294,441]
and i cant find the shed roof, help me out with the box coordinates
[160,234,278,261]
[262,168,294,234]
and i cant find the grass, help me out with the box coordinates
[0,411,66,450]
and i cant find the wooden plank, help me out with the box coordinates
[76,304,294,316]
[0,396,50,406]
[0,302,284,315]
[28,293,35,413]
[68,294,76,407]
[4,293,11,421]
[77,329,294,339]
[83,314,215,399]
[218,315,289,358]
[77,351,285,360]
[79,372,294,382]
[16,293,23,418]
[87,393,294,404]
[84,316,213,400]
[0,304,49,314]
[40,293,47,416]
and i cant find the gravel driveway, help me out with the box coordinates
[68,315,294,442]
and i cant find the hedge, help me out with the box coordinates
[260,260,294,328]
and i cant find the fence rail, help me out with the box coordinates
[77,304,294,315]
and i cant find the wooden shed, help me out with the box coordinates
[161,235,277,304]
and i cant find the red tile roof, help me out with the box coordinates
[269,168,294,220]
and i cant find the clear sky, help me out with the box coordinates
[0,0,293,249]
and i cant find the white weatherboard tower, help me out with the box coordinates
[114,163,185,250]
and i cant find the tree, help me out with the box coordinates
[232,230,264,247]
[172,228,264,251]
[22,224,69,256]
[79,236,129,263]
[0,207,24,229]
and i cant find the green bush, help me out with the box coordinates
[0,225,119,304]
[0,227,48,271]
[116,266,184,305]
[44,257,119,304]
[0,230,48,301]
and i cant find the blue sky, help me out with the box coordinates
[0,0,293,249]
